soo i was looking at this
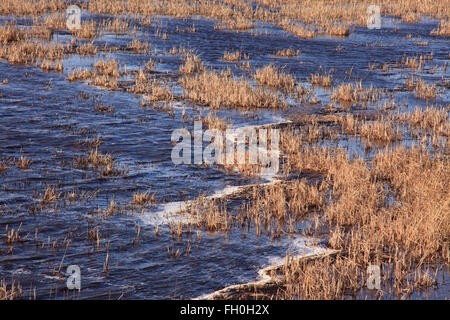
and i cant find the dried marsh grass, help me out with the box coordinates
[214,17,255,31]
[132,191,156,206]
[310,73,332,87]
[327,146,449,266]
[283,24,316,38]
[0,23,23,44]
[331,82,382,106]
[102,199,120,216]
[272,136,448,299]
[0,0,65,16]
[76,42,98,56]
[0,160,8,174]
[40,59,63,72]
[67,59,128,91]
[405,76,437,100]
[16,156,31,169]
[401,56,421,69]
[94,59,120,78]
[74,20,98,40]
[274,48,300,57]
[395,107,449,134]
[281,255,360,299]
[39,186,61,204]
[67,68,95,82]
[179,54,204,74]
[0,279,22,300]
[180,70,287,109]
[102,18,134,35]
[80,0,450,43]
[222,50,243,62]
[0,0,448,301]
[0,41,68,65]
[202,113,230,131]
[138,78,174,102]
[43,12,66,30]
[127,39,152,54]
[431,20,450,36]
[74,149,124,177]
[254,65,296,93]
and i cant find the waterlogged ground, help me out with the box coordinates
[0,13,448,299]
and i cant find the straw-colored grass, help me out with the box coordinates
[127,39,152,54]
[401,56,421,69]
[331,81,382,106]
[43,12,66,30]
[0,41,68,64]
[102,18,134,35]
[40,59,63,72]
[0,0,65,16]
[39,186,61,204]
[202,113,230,131]
[265,133,449,299]
[179,70,287,109]
[132,191,156,206]
[405,76,437,100]
[0,279,22,300]
[0,23,23,44]
[222,51,248,62]
[283,24,316,38]
[254,65,296,93]
[74,148,124,177]
[431,20,450,36]
[0,160,8,174]
[94,59,119,78]
[16,156,31,169]
[179,53,204,74]
[273,48,300,57]
[74,20,98,40]
[310,73,332,87]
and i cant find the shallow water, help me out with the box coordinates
[0,13,448,299]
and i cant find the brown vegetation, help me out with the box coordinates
[0,279,22,300]
[310,73,332,87]
[179,53,204,74]
[180,70,287,109]
[431,20,450,36]
[132,191,156,206]
[331,82,382,106]
[254,65,296,93]
[16,156,31,169]
[222,50,243,62]
[273,48,300,57]
[405,76,437,100]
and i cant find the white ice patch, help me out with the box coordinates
[139,178,281,226]
[196,235,337,300]
[258,236,330,280]
[137,200,190,227]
